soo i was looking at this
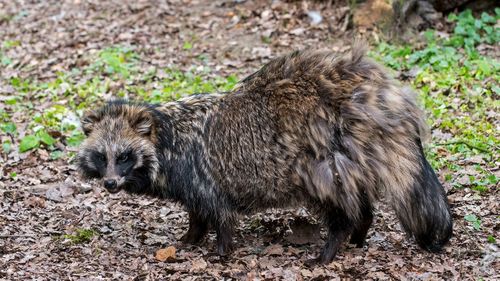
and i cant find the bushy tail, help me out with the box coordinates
[332,45,453,251]
[388,141,453,252]
[338,46,452,251]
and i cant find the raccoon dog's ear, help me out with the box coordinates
[81,110,100,136]
[132,110,154,136]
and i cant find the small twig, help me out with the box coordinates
[0,234,37,238]
[74,210,88,225]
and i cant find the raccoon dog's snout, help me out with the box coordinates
[103,179,118,191]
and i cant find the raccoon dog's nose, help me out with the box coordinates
[104,179,117,190]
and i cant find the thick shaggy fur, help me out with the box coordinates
[77,46,453,263]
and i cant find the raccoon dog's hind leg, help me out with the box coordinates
[313,195,372,263]
[302,158,374,263]
[317,205,354,264]
[349,192,373,247]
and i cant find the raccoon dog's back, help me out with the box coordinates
[210,46,423,214]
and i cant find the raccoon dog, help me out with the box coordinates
[77,45,452,263]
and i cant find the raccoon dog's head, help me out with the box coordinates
[77,102,159,194]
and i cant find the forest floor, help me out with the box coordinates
[0,0,499,280]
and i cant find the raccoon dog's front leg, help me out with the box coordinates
[181,211,209,244]
[215,221,235,256]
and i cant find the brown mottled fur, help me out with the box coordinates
[77,45,452,264]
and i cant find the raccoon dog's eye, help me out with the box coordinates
[97,153,106,162]
[117,152,131,163]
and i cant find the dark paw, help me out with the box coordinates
[304,251,336,267]
[180,233,194,244]
[181,230,205,245]
[315,243,340,265]
[216,240,234,257]
[318,252,335,265]
[304,257,321,267]
[182,213,208,245]
[215,224,234,257]
[349,237,365,248]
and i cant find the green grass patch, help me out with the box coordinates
[63,228,97,244]
[487,235,496,244]
[135,69,238,103]
[464,214,481,231]
[0,45,238,155]
[0,40,19,66]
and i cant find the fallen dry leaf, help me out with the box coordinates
[190,258,208,272]
[23,196,46,208]
[263,244,284,256]
[155,246,176,262]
